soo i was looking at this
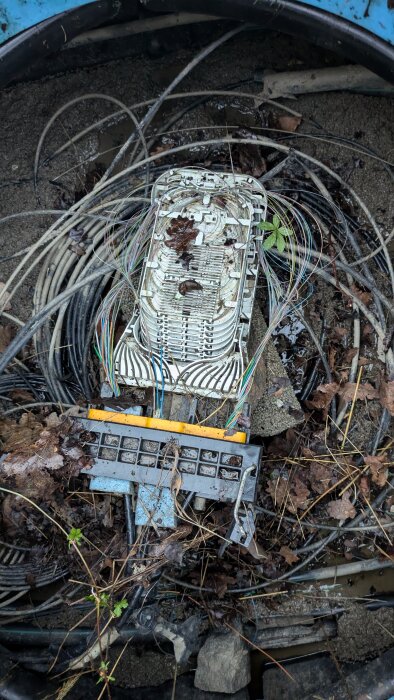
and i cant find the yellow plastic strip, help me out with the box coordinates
[87,408,247,444]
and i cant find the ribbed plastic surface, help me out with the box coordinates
[114,168,266,398]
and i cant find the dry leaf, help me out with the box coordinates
[0,324,13,352]
[350,284,372,307]
[301,447,315,458]
[362,323,374,339]
[151,540,185,564]
[69,242,86,257]
[338,369,350,383]
[328,345,338,370]
[94,495,114,528]
[333,326,348,339]
[151,142,174,155]
[339,382,378,403]
[165,216,198,254]
[150,525,193,562]
[292,476,310,508]
[276,115,302,132]
[9,388,34,402]
[327,492,356,520]
[359,476,370,497]
[309,462,335,495]
[343,348,358,363]
[266,477,289,509]
[45,412,64,428]
[364,454,388,487]
[14,469,57,502]
[232,128,267,177]
[235,143,266,177]
[266,476,309,514]
[279,545,299,565]
[379,380,394,416]
[209,573,236,599]
[170,468,182,497]
[1,415,89,498]
[178,279,203,296]
[305,382,340,414]
[246,539,267,560]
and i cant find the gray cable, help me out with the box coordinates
[0,266,109,376]
[100,24,246,183]
[289,557,393,583]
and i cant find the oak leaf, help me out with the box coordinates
[339,382,378,403]
[305,382,339,415]
[279,545,299,565]
[327,492,356,520]
[309,462,335,495]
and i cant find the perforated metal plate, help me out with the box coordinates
[79,417,260,503]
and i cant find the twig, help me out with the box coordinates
[0,486,95,586]
[341,366,364,449]
[238,590,286,601]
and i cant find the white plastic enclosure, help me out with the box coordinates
[114,168,266,399]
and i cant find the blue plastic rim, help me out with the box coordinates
[0,0,393,45]
[0,0,93,43]
[297,0,394,45]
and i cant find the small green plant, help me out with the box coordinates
[85,591,109,608]
[258,214,292,253]
[112,598,128,618]
[85,591,128,618]
[97,660,115,685]
[67,527,83,548]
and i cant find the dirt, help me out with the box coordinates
[0,31,393,322]
[107,647,178,688]
[333,605,394,661]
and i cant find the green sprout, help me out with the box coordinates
[97,660,115,685]
[85,592,128,618]
[112,598,128,618]
[258,214,292,253]
[85,591,109,607]
[67,527,83,548]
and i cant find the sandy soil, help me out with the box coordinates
[0,30,392,322]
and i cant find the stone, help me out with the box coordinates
[248,306,304,437]
[194,630,251,694]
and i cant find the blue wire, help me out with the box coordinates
[150,356,159,411]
